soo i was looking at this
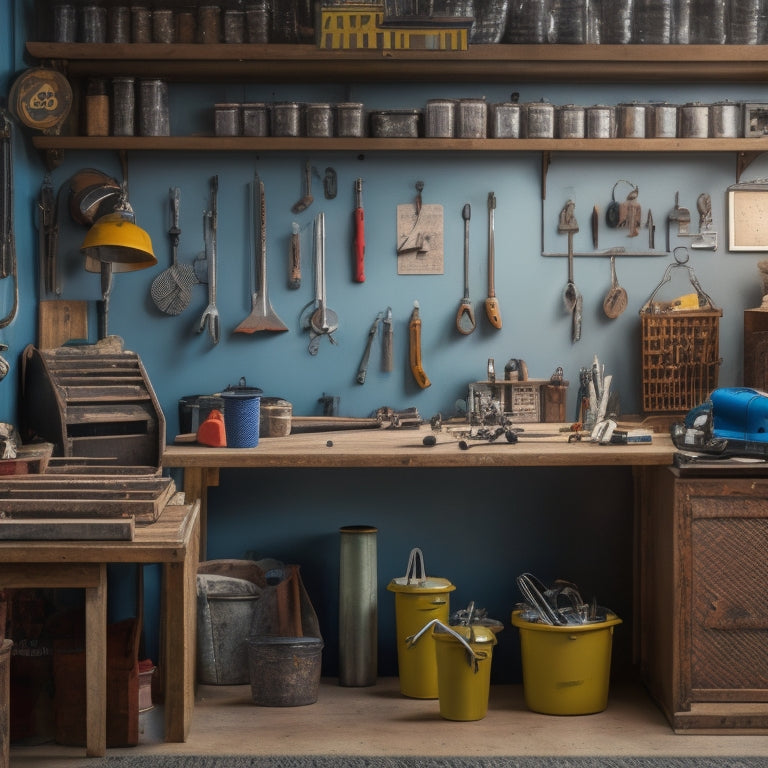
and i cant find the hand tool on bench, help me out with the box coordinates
[353,177,365,282]
[235,173,288,333]
[456,203,476,335]
[485,192,502,329]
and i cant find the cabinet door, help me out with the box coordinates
[689,489,768,701]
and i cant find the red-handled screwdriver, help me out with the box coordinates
[353,177,365,283]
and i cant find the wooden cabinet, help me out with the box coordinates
[639,466,768,732]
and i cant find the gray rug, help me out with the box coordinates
[85,757,768,768]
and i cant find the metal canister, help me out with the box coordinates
[679,102,709,138]
[556,104,585,139]
[647,103,678,138]
[456,98,487,139]
[425,99,456,138]
[138,78,170,136]
[53,4,77,42]
[710,101,741,138]
[616,103,646,138]
[223,9,245,42]
[108,6,130,42]
[79,4,107,43]
[131,5,152,43]
[152,8,175,43]
[336,102,365,138]
[214,103,241,136]
[245,2,269,43]
[489,102,523,138]
[242,102,269,136]
[370,110,421,139]
[271,102,301,137]
[176,10,196,42]
[633,0,672,43]
[111,76,135,136]
[198,4,222,43]
[585,105,614,138]
[602,0,633,42]
[305,103,334,137]
[525,101,554,138]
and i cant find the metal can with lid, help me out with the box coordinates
[138,78,170,136]
[647,103,678,138]
[679,102,709,138]
[616,103,646,138]
[425,99,456,138]
[526,101,554,138]
[198,4,222,43]
[152,8,175,43]
[242,102,269,137]
[108,5,131,42]
[336,103,365,137]
[456,98,487,139]
[710,101,741,138]
[223,9,245,42]
[214,103,241,136]
[245,2,269,43]
[80,4,107,42]
[305,103,334,137]
[489,102,523,138]
[370,110,421,139]
[556,104,585,139]
[585,105,615,138]
[271,102,302,137]
[111,76,135,136]
[131,5,152,43]
[53,4,77,42]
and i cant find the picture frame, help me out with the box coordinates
[728,181,768,251]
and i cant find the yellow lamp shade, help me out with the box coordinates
[81,212,157,272]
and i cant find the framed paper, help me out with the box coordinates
[728,182,768,251]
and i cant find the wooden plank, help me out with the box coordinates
[0,517,134,540]
[38,300,88,350]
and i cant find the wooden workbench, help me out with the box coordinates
[163,423,677,557]
[0,500,200,757]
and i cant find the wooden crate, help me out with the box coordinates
[640,310,722,414]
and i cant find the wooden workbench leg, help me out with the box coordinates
[85,563,108,758]
[162,512,200,742]
[182,466,219,560]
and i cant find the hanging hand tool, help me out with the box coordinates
[197,175,220,345]
[306,212,338,354]
[235,173,289,333]
[456,204,476,335]
[591,205,599,249]
[291,160,314,214]
[288,221,301,289]
[485,192,502,329]
[647,209,655,249]
[409,300,431,389]
[397,180,427,255]
[382,306,393,372]
[356,311,383,384]
[151,186,198,315]
[0,110,18,332]
[666,191,690,251]
[353,177,365,283]
[558,200,581,342]
[38,174,58,296]
[602,252,628,319]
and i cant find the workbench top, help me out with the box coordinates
[163,423,676,469]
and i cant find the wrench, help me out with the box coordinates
[197,175,220,345]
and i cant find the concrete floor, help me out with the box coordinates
[9,677,768,766]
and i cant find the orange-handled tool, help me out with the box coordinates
[353,177,365,282]
[409,300,431,389]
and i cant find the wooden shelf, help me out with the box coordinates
[26,42,768,83]
[30,135,768,153]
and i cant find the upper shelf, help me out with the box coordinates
[26,42,768,83]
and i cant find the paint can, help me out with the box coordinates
[214,103,242,136]
[616,103,646,138]
[271,102,302,137]
[647,103,678,138]
[242,103,269,137]
[336,103,365,137]
[456,98,487,139]
[556,105,585,139]
[489,102,523,138]
[585,105,615,138]
[679,103,709,138]
[526,101,554,138]
[710,101,741,138]
[138,79,170,136]
[425,99,456,138]
[305,103,334,137]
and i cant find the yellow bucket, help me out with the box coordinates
[511,609,622,715]
[387,576,455,698]
[433,625,497,721]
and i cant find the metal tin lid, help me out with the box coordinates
[221,377,262,399]
[387,576,455,593]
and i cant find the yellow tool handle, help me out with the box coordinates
[409,303,431,389]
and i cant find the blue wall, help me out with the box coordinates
[4,2,767,682]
